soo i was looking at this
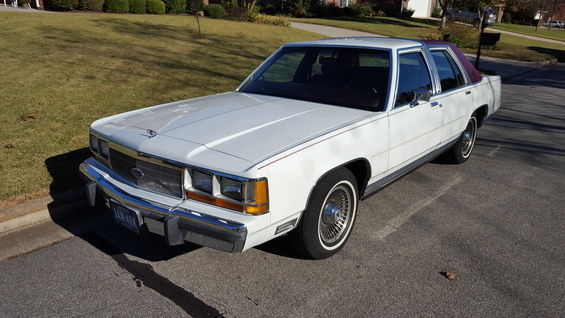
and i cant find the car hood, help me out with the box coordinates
[93,92,370,165]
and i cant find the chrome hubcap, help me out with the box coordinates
[461,119,476,158]
[319,184,352,245]
[322,203,342,224]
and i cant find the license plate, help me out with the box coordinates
[111,202,141,234]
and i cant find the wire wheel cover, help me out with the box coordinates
[462,118,477,157]
[318,184,353,245]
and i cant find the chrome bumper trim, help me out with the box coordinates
[79,158,247,252]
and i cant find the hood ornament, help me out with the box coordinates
[146,129,157,138]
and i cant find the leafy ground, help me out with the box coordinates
[0,12,318,206]
[492,23,565,42]
[291,17,565,61]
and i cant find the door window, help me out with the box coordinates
[395,52,432,107]
[430,50,466,92]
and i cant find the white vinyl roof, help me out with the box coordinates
[285,37,424,50]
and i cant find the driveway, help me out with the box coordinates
[290,22,382,37]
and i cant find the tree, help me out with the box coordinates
[437,0,455,30]
[535,0,562,31]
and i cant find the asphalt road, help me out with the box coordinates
[1,65,564,317]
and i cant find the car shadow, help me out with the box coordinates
[527,46,565,63]
[44,149,203,263]
[44,149,227,317]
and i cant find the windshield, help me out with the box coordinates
[240,46,391,111]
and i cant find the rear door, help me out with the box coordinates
[388,49,442,171]
[428,48,472,145]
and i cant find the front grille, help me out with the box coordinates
[109,148,183,198]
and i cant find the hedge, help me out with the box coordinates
[203,4,225,18]
[146,0,165,14]
[129,0,146,13]
[45,0,79,10]
[163,0,186,13]
[186,0,202,13]
[104,0,129,12]
[78,0,104,10]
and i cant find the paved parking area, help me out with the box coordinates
[0,65,564,317]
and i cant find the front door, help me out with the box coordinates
[388,50,442,171]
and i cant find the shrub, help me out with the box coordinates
[261,3,279,16]
[78,0,104,10]
[310,3,329,17]
[341,6,354,16]
[245,0,260,20]
[254,14,289,26]
[327,4,342,17]
[431,7,442,18]
[129,0,145,13]
[146,0,165,13]
[400,8,414,18]
[350,4,373,17]
[203,4,225,18]
[503,12,511,23]
[375,0,398,16]
[105,0,128,12]
[442,24,479,49]
[226,7,247,20]
[187,0,202,13]
[288,0,310,17]
[45,0,78,10]
[221,0,238,9]
[163,0,186,13]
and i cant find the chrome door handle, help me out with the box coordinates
[465,91,471,95]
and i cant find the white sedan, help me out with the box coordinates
[81,37,501,259]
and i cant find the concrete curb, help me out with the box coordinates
[0,188,87,236]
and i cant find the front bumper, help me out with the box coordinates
[79,158,247,252]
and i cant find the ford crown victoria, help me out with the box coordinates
[81,37,501,259]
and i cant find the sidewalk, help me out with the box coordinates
[290,22,553,79]
[493,28,565,46]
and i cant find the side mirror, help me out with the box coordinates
[410,88,432,107]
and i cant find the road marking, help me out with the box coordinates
[487,145,501,157]
[373,177,462,240]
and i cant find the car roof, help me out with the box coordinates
[285,37,427,50]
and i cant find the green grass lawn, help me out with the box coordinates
[291,17,565,62]
[492,23,565,42]
[0,12,318,205]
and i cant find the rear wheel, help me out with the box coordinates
[292,168,358,259]
[442,114,478,164]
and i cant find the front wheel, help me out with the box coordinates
[442,114,478,164]
[291,168,358,259]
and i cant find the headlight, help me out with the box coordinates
[89,134,99,153]
[192,170,213,194]
[221,177,242,201]
[186,168,269,215]
[99,140,109,159]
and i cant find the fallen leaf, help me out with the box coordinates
[446,272,457,280]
